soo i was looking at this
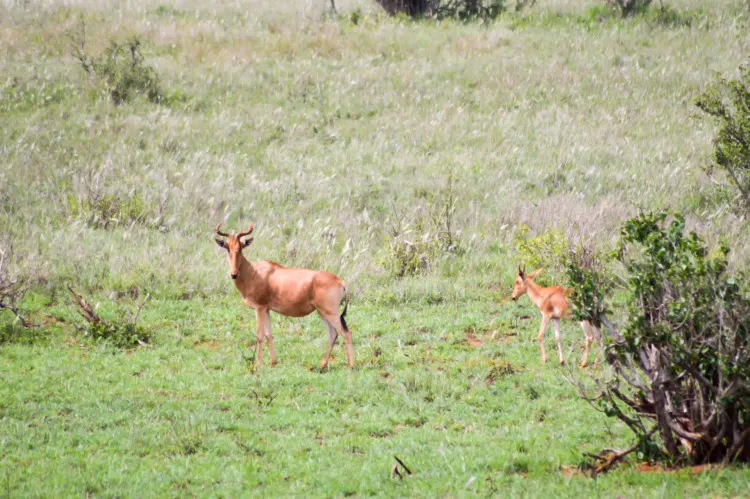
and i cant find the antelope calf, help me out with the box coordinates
[215,223,353,369]
[511,266,600,367]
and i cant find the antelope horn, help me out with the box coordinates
[215,224,230,238]
[236,223,254,239]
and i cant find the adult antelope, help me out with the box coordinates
[215,223,353,369]
[511,265,600,368]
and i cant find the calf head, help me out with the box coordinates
[511,265,542,301]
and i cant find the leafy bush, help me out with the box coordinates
[69,22,163,105]
[69,287,152,349]
[77,320,152,349]
[568,212,750,469]
[513,225,568,278]
[565,243,613,329]
[605,0,654,16]
[0,242,37,328]
[696,64,750,212]
[67,191,151,229]
[382,175,462,277]
[382,218,442,277]
[95,37,162,104]
[374,0,512,20]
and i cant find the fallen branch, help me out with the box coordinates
[0,303,33,328]
[68,285,100,324]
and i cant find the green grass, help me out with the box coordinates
[4,294,750,496]
[2,0,750,495]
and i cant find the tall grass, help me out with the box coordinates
[1,0,747,301]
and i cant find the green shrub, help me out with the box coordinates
[69,22,163,105]
[374,0,509,21]
[67,191,151,229]
[77,320,152,349]
[568,212,750,469]
[95,37,162,104]
[696,64,750,212]
[382,219,442,277]
[513,225,568,278]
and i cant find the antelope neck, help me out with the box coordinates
[524,279,546,309]
[235,253,256,285]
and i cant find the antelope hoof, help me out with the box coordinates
[579,362,588,369]
[559,359,565,366]
[270,360,278,367]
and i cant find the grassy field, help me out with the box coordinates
[2,0,750,496]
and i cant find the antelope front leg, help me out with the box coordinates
[552,318,565,365]
[254,308,266,369]
[263,309,277,366]
[537,315,551,364]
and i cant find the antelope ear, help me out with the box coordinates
[215,239,227,249]
[241,237,254,248]
[527,267,543,279]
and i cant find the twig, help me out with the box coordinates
[130,292,150,324]
[391,464,402,479]
[394,455,412,475]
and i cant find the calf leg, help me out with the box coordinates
[580,320,594,368]
[537,315,551,364]
[591,325,602,367]
[552,318,565,365]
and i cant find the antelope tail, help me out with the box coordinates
[340,286,349,332]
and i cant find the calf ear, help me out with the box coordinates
[215,239,227,249]
[527,267,543,279]
[242,237,254,248]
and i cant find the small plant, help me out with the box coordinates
[513,225,568,279]
[0,242,36,329]
[69,286,152,349]
[67,190,151,229]
[568,212,750,471]
[605,0,655,16]
[696,64,750,212]
[374,0,508,20]
[434,0,507,21]
[383,218,442,277]
[69,20,163,104]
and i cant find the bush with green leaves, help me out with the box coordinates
[568,212,750,469]
[77,320,152,349]
[70,23,163,105]
[696,64,750,212]
[374,0,513,20]
[513,225,568,279]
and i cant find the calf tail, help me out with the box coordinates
[340,286,349,332]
